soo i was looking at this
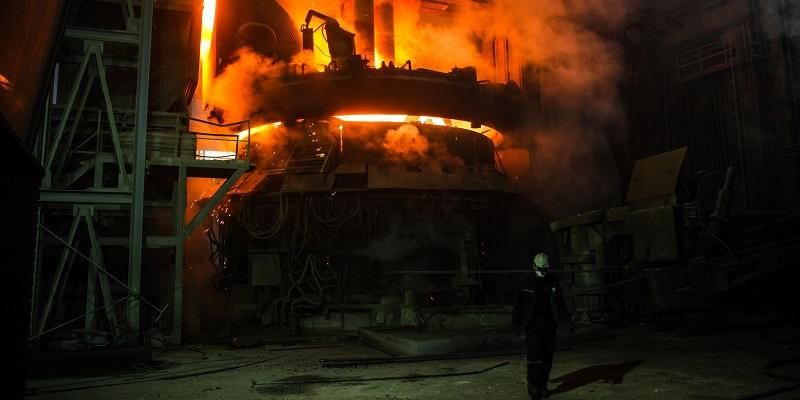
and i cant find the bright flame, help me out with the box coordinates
[232,116,503,146]
[196,149,235,160]
[237,122,282,140]
[200,0,217,103]
[333,114,504,146]
[334,114,409,123]
[418,116,446,126]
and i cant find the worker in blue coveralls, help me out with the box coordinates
[512,253,575,399]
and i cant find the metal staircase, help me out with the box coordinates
[285,130,336,174]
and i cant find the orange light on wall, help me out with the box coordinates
[0,73,12,91]
[200,0,217,104]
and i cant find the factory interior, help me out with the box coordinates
[2,0,800,399]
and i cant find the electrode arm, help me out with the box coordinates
[304,10,339,27]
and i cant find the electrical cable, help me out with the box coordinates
[320,351,523,368]
[732,384,800,400]
[26,355,286,396]
[765,357,800,382]
[29,296,130,341]
[39,224,168,319]
[314,44,331,58]
[252,361,510,386]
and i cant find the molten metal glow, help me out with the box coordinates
[334,114,409,123]
[200,0,217,103]
[418,116,446,126]
[333,114,504,146]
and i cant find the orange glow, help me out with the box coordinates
[334,114,408,123]
[374,52,386,68]
[333,114,504,146]
[0,73,11,90]
[238,117,502,147]
[200,0,217,103]
[418,116,446,126]
[237,122,282,140]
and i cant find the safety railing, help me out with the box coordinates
[42,106,253,164]
[181,118,251,163]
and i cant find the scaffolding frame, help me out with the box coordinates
[30,0,250,345]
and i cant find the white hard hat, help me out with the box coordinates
[533,253,549,269]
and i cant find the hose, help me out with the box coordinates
[252,361,510,386]
[27,355,285,395]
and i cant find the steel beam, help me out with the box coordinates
[45,51,91,172]
[127,0,153,335]
[85,211,120,338]
[65,27,140,45]
[84,244,97,330]
[39,190,132,204]
[183,167,246,239]
[97,236,177,247]
[30,206,45,336]
[37,210,82,335]
[93,45,129,188]
[58,71,97,181]
[171,165,187,343]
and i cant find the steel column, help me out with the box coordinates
[127,0,154,335]
[171,165,187,343]
[30,205,45,336]
[84,243,97,330]
[85,211,120,338]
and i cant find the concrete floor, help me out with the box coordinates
[26,326,799,400]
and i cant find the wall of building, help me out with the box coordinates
[625,0,800,214]
[0,0,67,143]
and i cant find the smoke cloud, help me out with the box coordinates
[382,124,429,162]
[204,0,635,217]
[206,47,307,123]
[389,0,633,217]
[367,123,464,169]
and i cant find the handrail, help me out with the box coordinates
[188,117,250,129]
[46,107,253,163]
[320,140,338,173]
[183,130,242,138]
[186,118,252,163]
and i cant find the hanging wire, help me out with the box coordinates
[39,224,169,320]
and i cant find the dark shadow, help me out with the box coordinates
[549,360,643,395]
[255,374,367,396]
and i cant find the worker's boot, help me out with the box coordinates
[538,379,549,398]
[528,385,542,400]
